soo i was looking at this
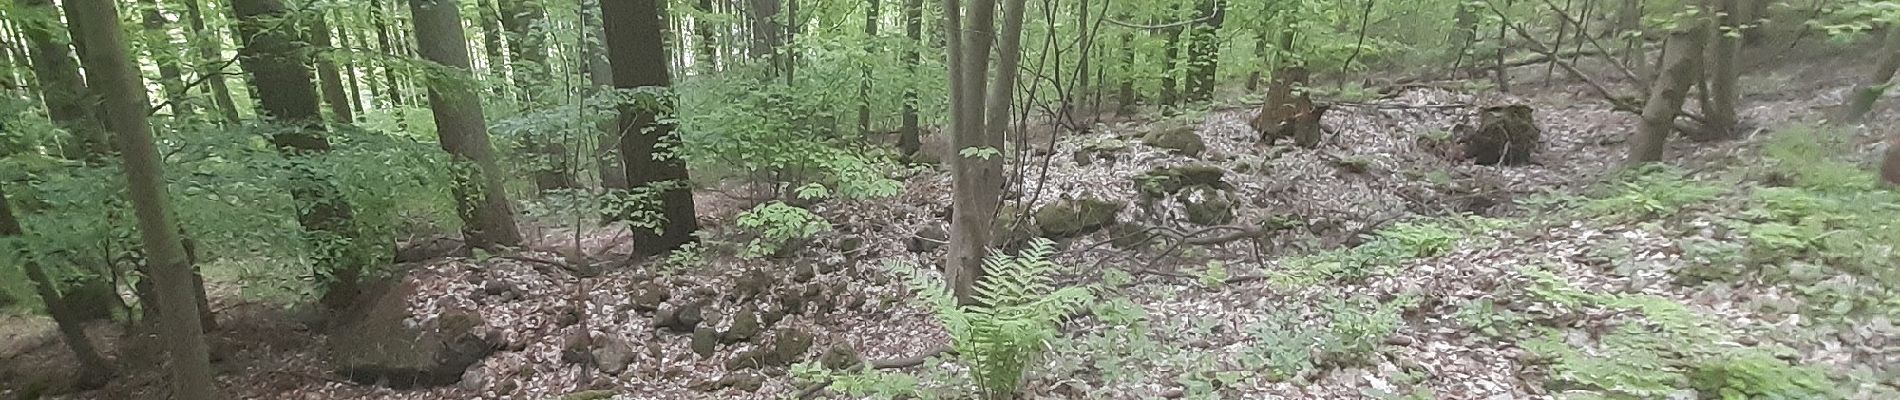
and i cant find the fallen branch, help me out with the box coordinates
[796,346,953,399]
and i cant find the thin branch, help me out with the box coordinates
[1102,9,1217,30]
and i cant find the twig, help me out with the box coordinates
[1102,10,1218,30]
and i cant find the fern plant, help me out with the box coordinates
[892,238,1094,399]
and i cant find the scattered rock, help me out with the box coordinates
[691,327,720,359]
[330,279,497,388]
[557,390,618,400]
[1134,164,1230,198]
[670,300,706,333]
[591,334,636,376]
[761,306,787,327]
[819,344,863,370]
[724,307,762,344]
[834,235,866,254]
[1107,222,1158,249]
[481,280,520,302]
[733,269,773,301]
[718,372,767,392]
[791,263,817,283]
[629,282,669,312]
[1073,138,1129,166]
[1033,198,1124,239]
[458,368,486,391]
[560,328,592,364]
[773,328,816,365]
[553,304,582,327]
[1180,186,1238,226]
[908,224,949,253]
[1143,125,1207,157]
[651,305,680,331]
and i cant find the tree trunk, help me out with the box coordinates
[1840,25,1900,123]
[63,0,217,397]
[602,0,701,256]
[583,0,628,190]
[1628,23,1708,165]
[369,0,405,107]
[1159,7,1185,111]
[232,0,369,310]
[20,0,110,160]
[477,0,507,91]
[339,21,366,116]
[311,14,356,124]
[899,0,922,156]
[1116,26,1135,115]
[696,0,719,71]
[499,0,548,101]
[1617,0,1646,75]
[943,0,1023,306]
[1699,0,1741,140]
[138,0,193,118]
[0,185,117,389]
[180,0,241,123]
[1184,0,1225,103]
[749,0,786,77]
[859,0,878,135]
[410,0,524,249]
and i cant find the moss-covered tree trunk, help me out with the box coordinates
[603,0,701,256]
[0,185,117,389]
[1840,25,1900,124]
[410,0,524,249]
[20,0,110,160]
[1628,22,1707,165]
[232,0,371,310]
[64,0,217,397]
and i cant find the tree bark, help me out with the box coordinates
[899,0,922,156]
[311,14,356,124]
[1628,22,1708,165]
[410,0,525,249]
[1116,25,1136,115]
[338,20,366,117]
[1840,25,1900,123]
[20,0,110,160]
[477,0,507,91]
[859,0,879,135]
[369,0,405,107]
[63,0,217,397]
[232,0,370,310]
[138,0,193,118]
[943,0,1023,305]
[180,0,241,123]
[749,0,786,77]
[1699,0,1741,140]
[1158,7,1185,111]
[583,0,628,190]
[696,0,719,71]
[603,0,701,256]
[0,185,117,389]
[1183,0,1225,103]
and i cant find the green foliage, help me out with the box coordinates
[678,81,903,201]
[891,239,1094,399]
[792,361,927,400]
[733,201,831,258]
[1583,165,1726,220]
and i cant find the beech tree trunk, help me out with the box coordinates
[1840,25,1900,123]
[369,0,405,107]
[899,0,922,156]
[1184,0,1225,103]
[1700,0,1741,140]
[696,0,719,71]
[478,0,507,88]
[63,0,217,397]
[312,14,356,124]
[1628,23,1708,165]
[859,0,879,135]
[181,0,241,123]
[943,0,1026,305]
[411,0,525,249]
[1159,11,1184,110]
[232,0,369,310]
[602,0,701,256]
[138,0,193,118]
[0,185,117,389]
[583,0,628,190]
[20,0,110,160]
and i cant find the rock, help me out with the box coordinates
[1107,222,1157,250]
[1033,198,1124,239]
[723,308,762,344]
[761,306,787,327]
[1134,164,1230,198]
[591,334,636,376]
[651,305,679,330]
[558,390,618,400]
[554,305,582,327]
[560,328,592,364]
[1073,138,1129,166]
[819,345,863,370]
[458,368,487,391]
[773,328,815,365]
[835,235,866,254]
[330,279,498,388]
[718,372,767,392]
[691,327,719,359]
[791,263,817,283]
[908,224,948,253]
[629,282,669,312]
[670,300,706,333]
[1180,186,1237,225]
[1458,104,1540,165]
[1143,125,1206,157]
[733,269,773,301]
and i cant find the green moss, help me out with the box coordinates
[1134,164,1229,198]
[1034,198,1124,238]
[1142,126,1206,157]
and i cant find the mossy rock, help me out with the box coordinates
[1073,138,1130,166]
[1034,198,1124,239]
[991,205,1037,249]
[1180,186,1237,226]
[1106,222,1158,250]
[1134,164,1230,198]
[61,277,117,321]
[559,390,618,400]
[1143,126,1206,157]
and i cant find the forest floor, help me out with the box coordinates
[4,44,1900,400]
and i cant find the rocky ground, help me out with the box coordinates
[3,43,1898,400]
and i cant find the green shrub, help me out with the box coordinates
[734,201,832,259]
[892,238,1094,399]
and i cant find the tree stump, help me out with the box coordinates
[1458,105,1541,165]
[1250,66,1326,149]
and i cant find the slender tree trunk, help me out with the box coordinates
[232,0,369,310]
[1159,8,1184,111]
[1628,23,1708,165]
[1617,0,1646,74]
[1184,0,1225,103]
[859,0,879,135]
[944,0,1016,305]
[369,0,405,107]
[499,0,547,101]
[64,0,216,397]
[181,0,241,123]
[749,0,786,77]
[1700,0,1741,140]
[583,0,628,190]
[411,0,524,248]
[21,0,110,160]
[1116,25,1136,115]
[602,0,700,256]
[1840,25,1900,123]
[0,186,117,389]
[477,0,507,92]
[311,14,356,124]
[339,21,366,116]
[139,0,193,118]
[899,0,922,156]
[696,0,718,71]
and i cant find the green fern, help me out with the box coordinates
[892,238,1094,399]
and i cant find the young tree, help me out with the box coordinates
[138,0,192,117]
[1840,24,1900,123]
[899,0,922,156]
[0,185,116,389]
[582,0,628,189]
[943,0,1029,304]
[1628,17,1708,164]
[368,0,404,107]
[18,0,109,160]
[859,0,878,135]
[409,0,523,249]
[63,0,216,397]
[602,0,700,256]
[180,0,242,123]
[1183,0,1225,103]
[311,14,355,124]
[1700,0,1742,140]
